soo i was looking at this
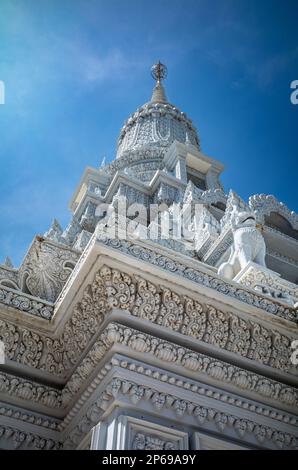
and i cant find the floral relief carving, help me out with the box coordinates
[203,305,229,348]
[181,297,206,340]
[269,333,291,370]
[95,235,297,323]
[0,372,61,408]
[157,288,183,331]
[103,267,136,310]
[248,323,272,365]
[16,330,43,368]
[1,265,295,377]
[132,277,160,321]
[96,267,293,372]
[0,425,61,450]
[226,316,250,356]
[132,432,177,450]
[0,320,19,360]
[0,287,53,319]
[43,274,107,375]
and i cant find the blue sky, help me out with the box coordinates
[0,0,297,266]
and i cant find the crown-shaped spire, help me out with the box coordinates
[150,61,168,103]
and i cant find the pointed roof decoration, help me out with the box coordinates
[100,155,106,168]
[3,256,13,268]
[44,219,63,242]
[116,61,200,160]
[150,61,168,103]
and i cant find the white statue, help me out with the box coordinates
[218,191,266,280]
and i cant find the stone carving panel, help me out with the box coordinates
[1,265,296,378]
[96,266,295,373]
[94,233,297,322]
[19,239,79,303]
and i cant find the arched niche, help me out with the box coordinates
[264,211,298,240]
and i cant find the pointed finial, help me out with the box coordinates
[151,61,167,82]
[44,219,63,241]
[150,61,168,103]
[100,156,106,168]
[4,256,13,268]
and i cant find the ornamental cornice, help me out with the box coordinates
[106,147,165,177]
[62,376,298,450]
[59,356,298,432]
[0,403,60,430]
[61,322,298,413]
[0,424,61,450]
[0,371,62,409]
[1,320,297,419]
[93,233,298,323]
[264,226,298,245]
[1,351,297,449]
[0,286,54,320]
[113,357,298,426]
[267,250,298,268]
[1,264,297,382]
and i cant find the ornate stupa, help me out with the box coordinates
[0,63,297,451]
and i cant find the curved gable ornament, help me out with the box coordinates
[249,194,298,230]
[200,188,227,206]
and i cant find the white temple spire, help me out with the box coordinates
[150,61,168,103]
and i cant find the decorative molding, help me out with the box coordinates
[0,269,106,374]
[0,372,62,409]
[117,101,199,160]
[1,265,297,378]
[0,425,61,450]
[113,357,298,425]
[0,404,60,430]
[106,147,165,177]
[0,287,53,320]
[63,376,298,450]
[235,262,298,306]
[94,233,298,323]
[267,250,298,268]
[61,322,298,411]
[86,266,296,372]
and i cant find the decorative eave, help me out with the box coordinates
[164,140,224,175]
[69,166,110,213]
[52,227,298,332]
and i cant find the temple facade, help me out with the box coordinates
[0,63,297,450]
